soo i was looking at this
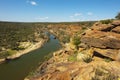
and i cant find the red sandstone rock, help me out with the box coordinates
[81,30,120,49]
[112,20,120,26]
[112,26,120,33]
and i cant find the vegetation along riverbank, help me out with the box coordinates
[0,22,49,63]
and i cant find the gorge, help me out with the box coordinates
[0,33,61,80]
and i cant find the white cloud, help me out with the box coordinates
[31,1,37,5]
[69,12,94,21]
[74,13,82,16]
[70,13,82,18]
[35,17,49,20]
[70,13,82,21]
[87,12,93,16]
[27,0,37,6]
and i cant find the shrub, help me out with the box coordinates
[82,55,92,63]
[62,35,70,43]
[68,53,77,62]
[104,58,113,62]
[100,19,113,24]
[6,49,17,56]
[0,51,8,58]
[72,35,81,46]
[77,49,93,63]
[77,52,92,63]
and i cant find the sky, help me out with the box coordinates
[0,0,120,22]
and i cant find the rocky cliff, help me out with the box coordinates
[81,20,120,61]
[26,20,120,80]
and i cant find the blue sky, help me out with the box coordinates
[0,0,120,22]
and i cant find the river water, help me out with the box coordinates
[0,34,61,80]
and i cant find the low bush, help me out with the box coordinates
[6,49,17,56]
[82,55,92,63]
[72,35,81,46]
[100,19,113,24]
[68,53,77,62]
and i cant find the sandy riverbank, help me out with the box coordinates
[0,39,45,64]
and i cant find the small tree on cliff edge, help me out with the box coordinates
[115,12,120,19]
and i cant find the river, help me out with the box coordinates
[0,34,61,80]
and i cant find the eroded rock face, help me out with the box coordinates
[112,20,120,26]
[91,22,114,31]
[93,48,119,60]
[112,26,120,33]
[30,61,120,80]
[81,30,120,49]
[81,20,120,61]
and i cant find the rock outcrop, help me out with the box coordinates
[91,22,115,31]
[81,30,120,49]
[112,20,120,26]
[27,51,120,80]
[81,20,120,61]
[112,26,120,33]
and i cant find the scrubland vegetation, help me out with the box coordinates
[0,21,95,59]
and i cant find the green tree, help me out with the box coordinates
[115,12,120,19]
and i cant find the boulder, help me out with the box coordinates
[93,48,119,60]
[81,30,120,49]
[91,23,115,31]
[112,20,120,26]
[52,71,71,80]
[112,26,120,33]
